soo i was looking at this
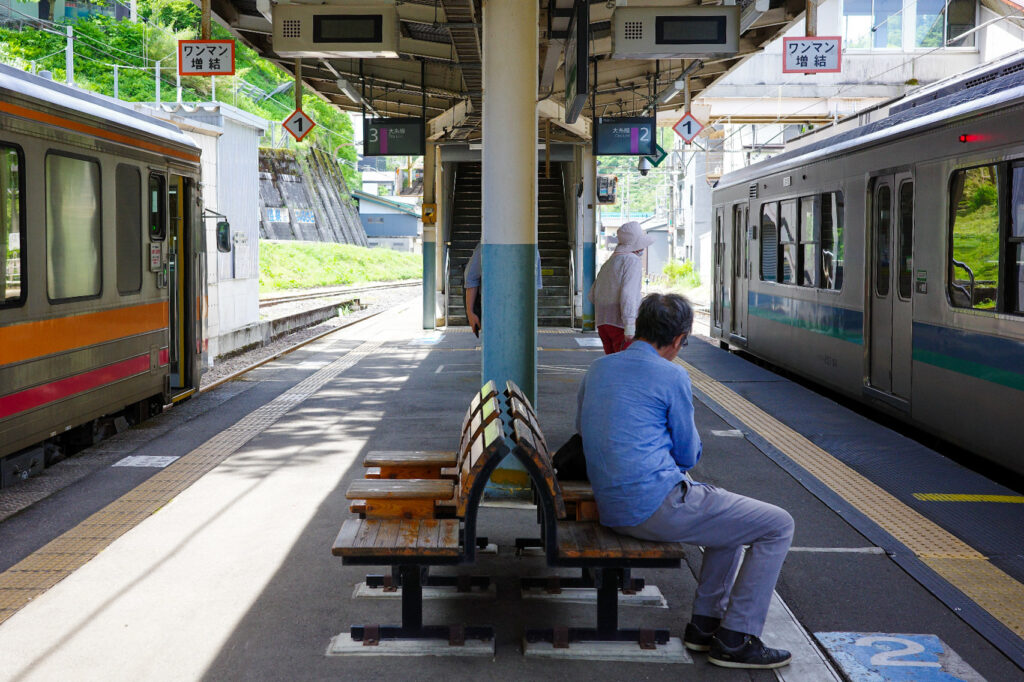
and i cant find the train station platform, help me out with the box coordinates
[0,299,1021,681]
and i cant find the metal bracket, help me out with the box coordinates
[362,624,380,646]
[202,208,227,221]
[553,627,570,649]
[638,629,656,650]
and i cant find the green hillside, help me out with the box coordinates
[0,0,359,188]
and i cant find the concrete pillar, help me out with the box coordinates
[434,151,445,326]
[482,0,537,494]
[481,0,537,398]
[422,142,437,329]
[580,146,597,330]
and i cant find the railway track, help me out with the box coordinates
[259,281,421,308]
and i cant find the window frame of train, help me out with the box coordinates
[116,164,143,295]
[45,150,103,304]
[0,142,26,309]
[149,172,167,241]
[759,191,845,290]
[947,161,1024,315]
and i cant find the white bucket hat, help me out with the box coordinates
[613,221,655,254]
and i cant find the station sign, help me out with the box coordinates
[177,40,236,76]
[564,0,589,124]
[673,112,704,144]
[594,117,656,156]
[363,118,426,157]
[283,109,316,142]
[783,36,842,74]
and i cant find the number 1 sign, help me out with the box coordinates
[673,113,704,144]
[283,109,316,142]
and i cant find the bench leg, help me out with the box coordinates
[523,568,670,648]
[350,564,494,645]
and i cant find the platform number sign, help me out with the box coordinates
[178,40,235,76]
[783,36,842,73]
[815,632,986,681]
[283,109,316,142]
[644,144,668,168]
[673,113,704,144]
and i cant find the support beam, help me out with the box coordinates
[428,99,473,140]
[537,99,591,140]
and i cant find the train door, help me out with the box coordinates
[713,209,725,331]
[730,203,748,340]
[867,173,913,401]
[167,174,196,396]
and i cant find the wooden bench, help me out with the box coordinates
[504,380,688,649]
[346,393,503,520]
[361,381,498,481]
[331,386,510,646]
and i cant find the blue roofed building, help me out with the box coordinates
[351,190,422,254]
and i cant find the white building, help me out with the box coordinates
[675,0,1024,287]
[136,102,267,362]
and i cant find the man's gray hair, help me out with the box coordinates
[635,293,694,347]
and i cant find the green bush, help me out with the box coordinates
[259,241,421,291]
[662,260,701,290]
[968,183,997,210]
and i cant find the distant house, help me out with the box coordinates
[352,190,421,253]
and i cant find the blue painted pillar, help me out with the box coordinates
[422,142,437,329]
[482,0,537,494]
[581,146,597,330]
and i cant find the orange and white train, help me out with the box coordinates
[0,64,206,485]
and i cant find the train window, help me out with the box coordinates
[1011,166,1024,314]
[949,165,1000,310]
[46,153,101,302]
[821,192,844,290]
[760,203,778,281]
[875,184,892,296]
[1,144,25,308]
[149,173,166,241]
[779,200,798,284]
[116,165,142,294]
[799,196,818,287]
[898,181,914,299]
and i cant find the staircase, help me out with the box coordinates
[446,162,573,327]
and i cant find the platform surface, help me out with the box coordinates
[0,301,1020,681]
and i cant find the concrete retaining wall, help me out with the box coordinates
[258,147,368,247]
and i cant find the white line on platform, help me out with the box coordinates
[711,429,745,438]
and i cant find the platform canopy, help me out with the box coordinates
[197,0,806,142]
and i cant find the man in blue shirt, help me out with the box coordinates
[576,293,794,670]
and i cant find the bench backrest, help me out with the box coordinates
[456,396,511,560]
[505,381,567,522]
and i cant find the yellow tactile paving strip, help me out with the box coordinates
[914,494,1024,503]
[0,340,382,626]
[677,358,1024,639]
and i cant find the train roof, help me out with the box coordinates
[0,63,199,158]
[716,60,1024,192]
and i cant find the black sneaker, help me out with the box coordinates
[708,634,792,669]
[683,622,715,652]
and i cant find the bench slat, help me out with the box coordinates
[347,479,455,500]
[363,451,457,467]
[333,518,460,557]
[556,521,687,560]
[559,481,594,501]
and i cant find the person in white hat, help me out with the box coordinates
[588,221,655,354]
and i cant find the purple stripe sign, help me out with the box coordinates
[630,127,639,154]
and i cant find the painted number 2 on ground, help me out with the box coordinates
[815,632,986,681]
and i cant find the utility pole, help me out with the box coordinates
[65,26,73,85]
[155,59,161,102]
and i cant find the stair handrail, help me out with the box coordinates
[569,247,576,329]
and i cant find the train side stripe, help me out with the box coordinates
[0,302,168,367]
[0,354,151,420]
[912,322,1024,392]
[748,291,864,344]
[0,101,201,163]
